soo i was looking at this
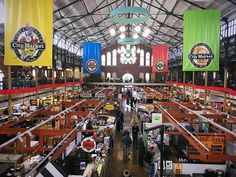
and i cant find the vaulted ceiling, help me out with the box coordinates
[54,0,236,51]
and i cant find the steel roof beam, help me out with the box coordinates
[58,0,123,30]
[182,0,206,9]
[138,0,183,20]
[228,0,236,6]
[54,0,81,14]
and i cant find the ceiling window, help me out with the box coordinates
[112,49,117,66]
[140,49,144,66]
[107,52,111,66]
[146,52,150,66]
[101,54,106,66]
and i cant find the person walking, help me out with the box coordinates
[132,123,139,148]
[123,132,132,160]
[137,134,145,166]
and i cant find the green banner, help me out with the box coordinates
[183,9,221,71]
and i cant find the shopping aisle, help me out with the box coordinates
[106,102,148,177]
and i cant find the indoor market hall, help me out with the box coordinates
[0,0,236,177]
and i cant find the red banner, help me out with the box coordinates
[152,45,169,73]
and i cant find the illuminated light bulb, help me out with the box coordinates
[120,33,125,39]
[134,25,141,33]
[119,25,126,32]
[137,48,140,53]
[117,48,121,53]
[133,33,139,39]
[144,27,151,34]
[109,27,116,36]
[142,32,149,37]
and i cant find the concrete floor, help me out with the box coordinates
[106,102,149,177]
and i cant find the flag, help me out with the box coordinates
[183,9,220,71]
[4,0,53,66]
[83,42,101,74]
[152,45,169,73]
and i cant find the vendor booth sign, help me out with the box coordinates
[145,104,154,113]
[174,163,182,174]
[104,104,114,111]
[80,93,92,98]
[152,113,162,123]
[81,137,96,153]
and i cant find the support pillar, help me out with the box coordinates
[35,67,39,98]
[63,70,67,101]
[72,67,75,91]
[204,71,208,104]
[223,69,228,111]
[7,66,13,118]
[176,70,178,82]
[52,68,55,105]
[183,72,186,97]
[192,71,195,100]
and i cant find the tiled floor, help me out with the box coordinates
[106,102,149,177]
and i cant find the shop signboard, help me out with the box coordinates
[104,104,114,111]
[80,93,92,98]
[145,104,154,113]
[95,93,105,98]
[152,113,162,123]
[173,163,182,174]
[81,137,96,153]
[183,9,220,71]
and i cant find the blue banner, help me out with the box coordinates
[83,42,101,74]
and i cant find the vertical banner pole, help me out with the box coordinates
[7,66,12,118]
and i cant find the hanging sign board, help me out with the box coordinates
[95,93,105,98]
[80,93,92,98]
[145,104,154,113]
[152,113,162,123]
[81,137,96,153]
[183,9,220,71]
[104,104,114,111]
[173,163,182,174]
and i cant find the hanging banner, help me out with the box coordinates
[183,9,220,71]
[83,42,101,74]
[4,0,53,66]
[152,45,169,73]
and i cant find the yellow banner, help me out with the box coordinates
[4,0,53,66]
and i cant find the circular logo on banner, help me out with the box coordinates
[188,43,214,68]
[11,24,46,62]
[86,59,98,73]
[81,137,96,153]
[155,60,166,71]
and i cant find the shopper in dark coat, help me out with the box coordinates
[137,135,145,166]
[123,132,132,159]
[132,123,139,148]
